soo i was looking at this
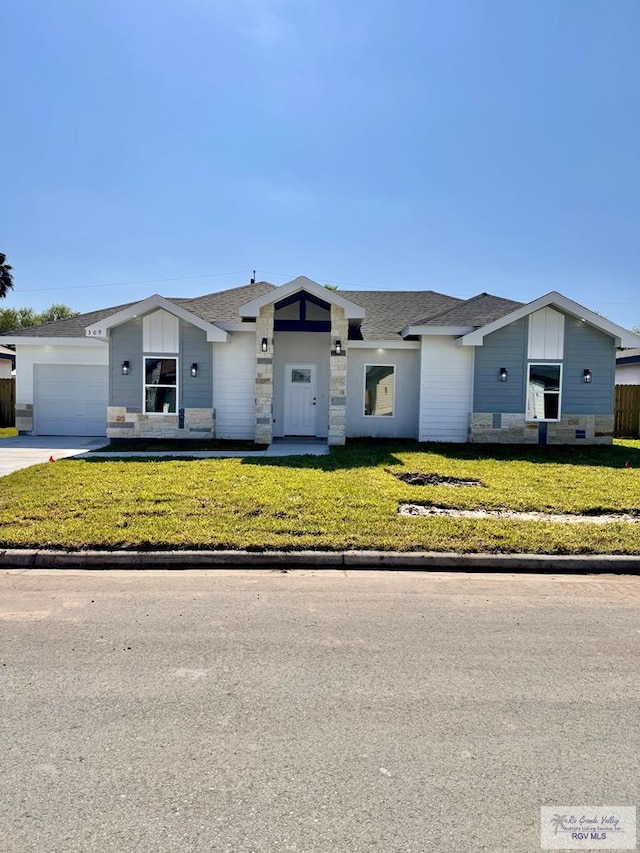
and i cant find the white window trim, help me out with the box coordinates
[526,362,562,422]
[363,363,396,418]
[143,355,179,415]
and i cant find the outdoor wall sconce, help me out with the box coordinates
[190,363,198,378]
[261,337,268,352]
[121,360,130,376]
[335,339,342,355]
[499,367,508,382]
[583,369,592,384]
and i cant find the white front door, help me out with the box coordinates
[283,364,318,436]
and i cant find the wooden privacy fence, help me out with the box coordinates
[615,385,640,438]
[0,379,15,427]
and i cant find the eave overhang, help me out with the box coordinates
[459,291,640,348]
[84,294,228,342]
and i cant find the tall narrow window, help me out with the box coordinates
[527,363,561,421]
[145,357,177,413]
[364,365,395,417]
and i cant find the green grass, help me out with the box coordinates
[0,439,639,553]
[0,428,17,438]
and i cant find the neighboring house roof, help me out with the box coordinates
[0,345,15,358]
[617,347,640,365]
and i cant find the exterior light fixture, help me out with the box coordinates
[335,339,342,355]
[583,369,592,384]
[121,361,130,376]
[190,363,198,377]
[499,367,508,382]
[261,337,268,353]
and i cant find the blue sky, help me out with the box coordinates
[2,0,640,326]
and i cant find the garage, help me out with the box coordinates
[34,365,108,436]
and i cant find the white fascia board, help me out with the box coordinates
[1,336,108,347]
[239,275,366,320]
[460,291,640,348]
[348,340,420,350]
[401,325,474,338]
[84,294,228,342]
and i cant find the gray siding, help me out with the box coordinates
[110,319,143,408]
[563,318,614,414]
[180,322,212,408]
[473,319,527,413]
[346,348,419,438]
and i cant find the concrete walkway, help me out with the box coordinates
[0,436,106,477]
[0,436,330,476]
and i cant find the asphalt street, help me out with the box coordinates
[1,569,639,853]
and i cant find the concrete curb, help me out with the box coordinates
[1,549,639,572]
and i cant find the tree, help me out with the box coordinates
[0,253,14,298]
[0,304,78,333]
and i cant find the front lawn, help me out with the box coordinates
[0,440,639,553]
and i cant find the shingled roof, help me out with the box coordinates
[343,290,462,339]
[1,281,521,341]
[412,292,524,327]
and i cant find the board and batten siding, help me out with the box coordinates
[180,323,212,409]
[473,319,527,413]
[110,319,143,408]
[213,332,256,439]
[419,337,473,442]
[563,317,614,414]
[346,348,419,438]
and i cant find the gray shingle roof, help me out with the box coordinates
[0,282,522,342]
[343,290,463,339]
[413,292,524,327]
[2,302,139,338]
[180,281,277,323]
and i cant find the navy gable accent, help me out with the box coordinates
[275,291,331,313]
[274,320,331,332]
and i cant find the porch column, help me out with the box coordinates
[254,304,274,445]
[328,304,348,446]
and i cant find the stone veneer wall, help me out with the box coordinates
[254,304,275,445]
[470,413,614,445]
[328,304,348,446]
[107,406,215,439]
[15,404,34,433]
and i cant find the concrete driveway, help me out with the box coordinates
[0,435,106,477]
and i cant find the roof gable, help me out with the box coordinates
[239,276,366,320]
[461,291,640,348]
[84,294,228,342]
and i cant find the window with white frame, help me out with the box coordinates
[526,363,561,421]
[364,364,395,417]
[145,357,177,414]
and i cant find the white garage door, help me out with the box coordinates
[34,365,108,436]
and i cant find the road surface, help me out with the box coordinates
[1,569,639,852]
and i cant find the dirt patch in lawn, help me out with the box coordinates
[399,504,640,523]
[393,471,486,487]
